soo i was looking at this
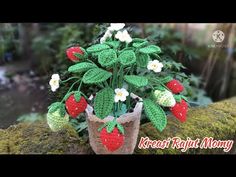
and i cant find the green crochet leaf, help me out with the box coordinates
[154,85,166,91]
[82,68,112,84]
[136,52,150,68]
[48,102,66,117]
[132,38,147,43]
[104,41,120,48]
[73,53,85,59]
[68,62,97,73]
[98,49,118,67]
[139,45,161,54]
[58,104,66,117]
[116,123,124,135]
[106,121,117,133]
[86,44,110,53]
[118,50,136,66]
[112,103,127,117]
[159,76,173,83]
[94,87,114,119]
[64,92,73,101]
[91,51,102,57]
[74,91,81,102]
[180,95,188,102]
[98,122,109,132]
[174,95,182,103]
[48,102,61,113]
[64,91,81,101]
[79,47,88,58]
[143,99,167,132]
[119,47,135,54]
[133,41,148,48]
[124,75,148,88]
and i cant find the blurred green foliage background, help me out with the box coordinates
[1,23,236,133]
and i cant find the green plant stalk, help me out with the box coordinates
[60,77,80,83]
[118,65,124,88]
[112,63,118,90]
[86,59,96,65]
[112,63,118,116]
[117,65,124,112]
[80,92,89,100]
[126,85,132,111]
[61,79,81,103]
[104,81,109,88]
[126,64,135,111]
[78,80,83,91]
[150,78,171,91]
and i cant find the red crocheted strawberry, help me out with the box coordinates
[65,94,87,118]
[170,99,188,122]
[66,46,84,61]
[100,127,124,152]
[166,79,184,94]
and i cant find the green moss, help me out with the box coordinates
[1,97,236,154]
[135,97,236,154]
[208,100,236,117]
[0,121,93,154]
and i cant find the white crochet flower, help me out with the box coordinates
[49,74,60,92]
[100,30,113,43]
[147,60,164,73]
[108,23,125,31]
[114,88,129,102]
[115,30,132,43]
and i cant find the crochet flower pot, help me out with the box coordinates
[86,102,142,154]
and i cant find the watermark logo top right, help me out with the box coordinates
[212,30,225,43]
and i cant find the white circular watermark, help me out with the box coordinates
[212,30,225,43]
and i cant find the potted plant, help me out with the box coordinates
[47,23,189,154]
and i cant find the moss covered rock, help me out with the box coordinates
[0,121,93,154]
[1,97,236,154]
[135,97,236,154]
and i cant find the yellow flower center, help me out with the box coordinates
[52,80,58,85]
[152,64,157,68]
[117,92,123,97]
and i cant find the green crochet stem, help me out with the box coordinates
[86,59,96,65]
[98,83,105,89]
[149,78,170,91]
[129,64,135,75]
[60,77,80,83]
[104,81,109,88]
[60,79,81,103]
[118,65,124,88]
[126,64,135,111]
[80,92,89,100]
[114,103,119,118]
[78,80,83,91]
[126,85,132,111]
[112,63,118,89]
[148,83,155,90]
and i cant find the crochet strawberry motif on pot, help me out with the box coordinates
[170,99,188,122]
[166,79,184,94]
[66,46,84,61]
[65,94,87,118]
[100,127,124,152]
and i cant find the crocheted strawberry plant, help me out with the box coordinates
[47,23,190,152]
